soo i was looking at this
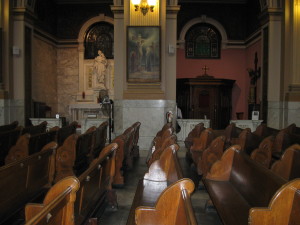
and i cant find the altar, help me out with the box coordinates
[69,103,107,122]
[230,119,263,132]
[176,119,211,141]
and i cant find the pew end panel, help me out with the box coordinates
[190,128,215,167]
[132,121,141,158]
[144,144,181,182]
[205,145,240,181]
[0,146,57,223]
[5,133,30,164]
[198,135,225,177]
[54,134,78,183]
[271,144,300,180]
[25,176,80,225]
[135,178,197,225]
[147,134,177,167]
[74,142,118,224]
[250,136,274,168]
[184,122,205,152]
[112,135,126,186]
[249,178,300,225]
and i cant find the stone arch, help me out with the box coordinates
[178,15,228,49]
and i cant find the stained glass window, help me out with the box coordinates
[84,22,114,59]
[185,23,221,59]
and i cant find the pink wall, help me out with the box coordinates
[176,40,261,120]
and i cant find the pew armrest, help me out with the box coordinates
[249,179,300,225]
[25,204,44,221]
[135,179,196,225]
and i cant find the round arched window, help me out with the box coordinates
[185,23,221,59]
[84,22,114,59]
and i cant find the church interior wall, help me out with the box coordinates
[177,48,249,119]
[57,47,79,121]
[32,36,58,116]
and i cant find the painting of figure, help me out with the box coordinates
[127,26,160,83]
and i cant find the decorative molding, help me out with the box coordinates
[178,15,228,49]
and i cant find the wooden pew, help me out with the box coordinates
[271,127,300,160]
[189,128,215,168]
[250,136,274,168]
[126,144,184,225]
[131,121,141,158]
[22,121,48,135]
[25,176,80,225]
[184,122,205,152]
[53,134,118,224]
[0,127,22,166]
[147,134,178,166]
[74,142,118,224]
[271,144,300,180]
[0,120,18,133]
[123,125,136,169]
[236,128,263,155]
[154,122,173,139]
[112,125,136,186]
[56,121,78,147]
[5,130,58,165]
[0,142,57,224]
[197,135,225,176]
[74,127,96,176]
[88,121,108,160]
[253,123,280,138]
[135,178,197,225]
[203,145,287,225]
[248,178,300,225]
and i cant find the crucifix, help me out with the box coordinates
[202,65,209,76]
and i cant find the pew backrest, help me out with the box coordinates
[271,144,300,180]
[0,121,18,133]
[56,121,78,146]
[25,176,80,225]
[74,128,95,176]
[0,127,22,165]
[22,121,48,135]
[74,142,118,224]
[144,144,181,182]
[249,178,300,225]
[250,136,274,168]
[0,142,57,223]
[135,178,197,225]
[54,134,78,183]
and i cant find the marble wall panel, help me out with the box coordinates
[32,38,58,115]
[114,100,176,151]
[57,48,79,122]
[286,101,300,127]
[268,101,284,129]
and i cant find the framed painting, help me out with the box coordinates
[127,26,160,83]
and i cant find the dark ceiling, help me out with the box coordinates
[54,0,248,4]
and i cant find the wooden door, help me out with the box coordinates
[191,87,215,120]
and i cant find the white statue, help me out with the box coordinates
[93,50,107,88]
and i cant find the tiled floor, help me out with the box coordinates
[100,144,222,225]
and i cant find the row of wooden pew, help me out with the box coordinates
[184,122,300,225]
[127,122,198,225]
[185,122,300,180]
[1,119,142,224]
[0,121,78,166]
